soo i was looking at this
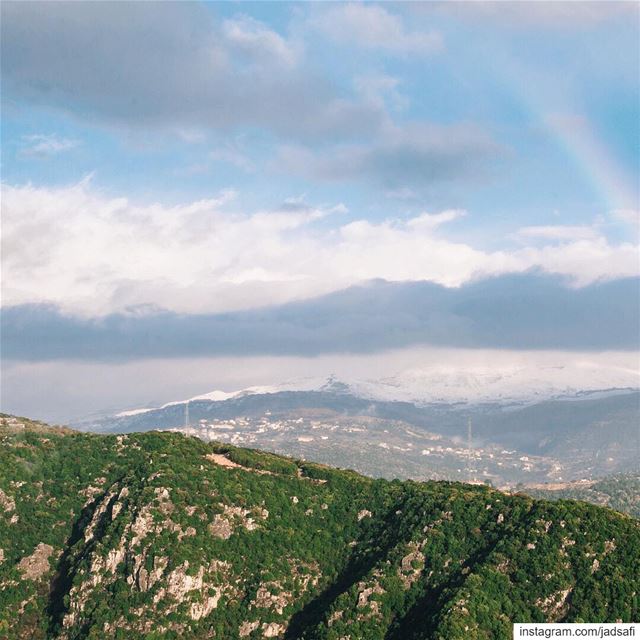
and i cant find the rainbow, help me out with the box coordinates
[546,113,638,212]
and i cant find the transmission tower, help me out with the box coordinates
[467,417,474,482]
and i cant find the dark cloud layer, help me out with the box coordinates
[277,123,502,189]
[1,1,382,142]
[2,274,638,362]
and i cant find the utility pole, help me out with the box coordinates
[467,417,474,482]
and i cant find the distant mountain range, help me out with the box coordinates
[80,372,640,487]
[111,364,639,414]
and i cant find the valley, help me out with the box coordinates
[81,377,640,488]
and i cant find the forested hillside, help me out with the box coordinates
[524,474,640,519]
[1,415,638,640]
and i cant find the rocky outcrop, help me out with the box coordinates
[0,488,15,513]
[239,620,260,637]
[130,555,168,592]
[152,559,234,621]
[18,543,54,581]
[398,542,425,589]
[356,572,386,619]
[536,586,573,621]
[253,582,293,615]
[208,503,268,539]
[262,621,286,638]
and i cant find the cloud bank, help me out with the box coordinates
[1,1,383,142]
[2,179,639,317]
[3,275,639,362]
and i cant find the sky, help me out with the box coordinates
[1,1,639,421]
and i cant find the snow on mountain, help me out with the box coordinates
[115,377,328,417]
[350,362,640,405]
[115,364,639,417]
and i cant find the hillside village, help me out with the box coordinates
[168,413,570,487]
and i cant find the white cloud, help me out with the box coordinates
[21,134,80,157]
[312,3,443,55]
[2,179,638,316]
[222,15,299,67]
[516,225,600,242]
[612,208,640,229]
[407,210,466,231]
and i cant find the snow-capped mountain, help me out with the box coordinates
[115,362,640,418]
[349,362,640,405]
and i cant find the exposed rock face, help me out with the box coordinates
[239,620,260,637]
[18,543,54,581]
[357,509,372,521]
[209,515,233,539]
[111,486,129,520]
[356,572,386,619]
[79,485,103,507]
[253,582,293,615]
[536,586,573,621]
[164,562,206,601]
[132,555,168,592]
[0,488,15,512]
[190,594,222,621]
[262,621,286,637]
[208,503,267,539]
[130,505,155,547]
[205,453,243,469]
[105,546,127,575]
[328,609,344,626]
[399,542,425,589]
[149,559,234,622]
[84,488,119,543]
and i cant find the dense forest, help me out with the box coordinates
[1,414,638,639]
[524,474,640,519]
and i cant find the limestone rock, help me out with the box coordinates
[18,543,54,581]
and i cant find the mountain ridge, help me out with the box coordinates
[111,369,640,419]
[80,383,640,487]
[1,415,638,639]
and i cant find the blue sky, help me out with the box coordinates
[1,1,639,419]
[3,2,638,225]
